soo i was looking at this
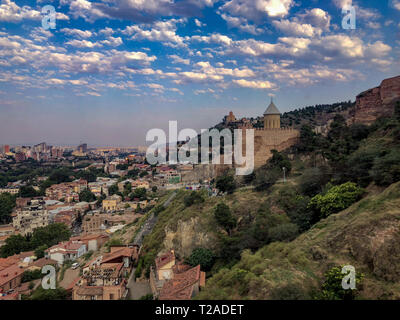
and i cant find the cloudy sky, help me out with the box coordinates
[1,0,400,147]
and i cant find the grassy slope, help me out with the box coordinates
[196,182,400,300]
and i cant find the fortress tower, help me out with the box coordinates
[264,99,281,129]
[239,98,300,169]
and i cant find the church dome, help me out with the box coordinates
[264,99,281,115]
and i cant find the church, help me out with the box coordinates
[241,99,300,168]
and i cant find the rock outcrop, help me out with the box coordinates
[352,75,400,124]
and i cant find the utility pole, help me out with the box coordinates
[282,167,286,184]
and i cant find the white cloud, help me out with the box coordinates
[219,13,264,35]
[61,28,93,38]
[123,19,187,47]
[233,79,275,89]
[0,0,41,22]
[168,54,190,65]
[220,0,294,22]
[272,20,321,37]
[101,36,123,47]
[66,39,103,48]
[194,19,206,27]
[296,8,331,31]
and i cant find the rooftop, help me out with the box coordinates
[264,99,281,115]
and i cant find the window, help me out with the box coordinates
[109,293,115,300]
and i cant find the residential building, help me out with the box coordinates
[0,225,15,248]
[102,194,122,212]
[70,234,109,252]
[45,240,87,265]
[72,246,138,300]
[150,250,205,300]
[0,264,24,294]
[12,202,49,236]
[45,179,87,202]
[0,187,19,195]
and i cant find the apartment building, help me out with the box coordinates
[12,202,49,236]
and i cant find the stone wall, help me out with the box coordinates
[353,75,400,124]
[240,128,300,168]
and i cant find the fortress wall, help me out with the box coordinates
[354,75,400,124]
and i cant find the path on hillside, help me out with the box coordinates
[133,191,177,246]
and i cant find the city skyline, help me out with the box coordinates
[1,0,400,146]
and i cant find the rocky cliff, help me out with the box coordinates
[352,75,400,124]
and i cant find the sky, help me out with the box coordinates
[1,0,400,147]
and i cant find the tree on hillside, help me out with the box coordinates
[320,266,364,300]
[269,150,292,173]
[371,149,400,187]
[216,174,236,194]
[214,203,237,234]
[308,182,364,218]
[186,248,215,271]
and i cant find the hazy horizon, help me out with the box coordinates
[1,0,400,146]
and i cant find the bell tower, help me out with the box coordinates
[263,98,281,129]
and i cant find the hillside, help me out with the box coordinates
[118,89,400,300]
[196,181,400,300]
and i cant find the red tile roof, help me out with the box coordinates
[102,247,136,264]
[159,265,202,300]
[0,264,24,287]
[155,250,175,270]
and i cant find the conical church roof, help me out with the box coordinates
[264,99,281,115]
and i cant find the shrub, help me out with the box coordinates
[186,248,215,271]
[270,283,311,300]
[371,149,400,186]
[268,223,299,242]
[319,266,364,300]
[214,203,237,234]
[184,191,205,207]
[216,174,236,194]
[308,182,364,218]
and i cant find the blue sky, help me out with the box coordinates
[1,0,400,146]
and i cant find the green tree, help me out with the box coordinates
[268,223,299,242]
[28,286,68,300]
[108,184,119,196]
[186,248,215,271]
[299,167,330,197]
[269,150,292,173]
[320,266,364,300]
[22,269,42,283]
[370,149,400,186]
[19,186,39,198]
[308,182,364,218]
[0,234,29,258]
[132,187,147,200]
[216,174,236,194]
[34,244,48,259]
[0,193,16,224]
[254,167,280,191]
[79,189,96,202]
[30,223,71,250]
[214,203,237,234]
[184,191,205,207]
